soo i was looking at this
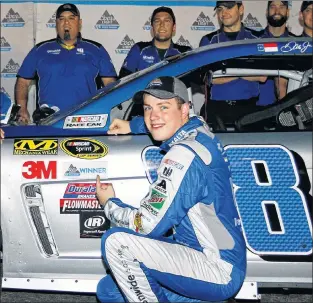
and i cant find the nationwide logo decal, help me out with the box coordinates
[60,138,109,160]
[1,37,11,51]
[243,13,263,31]
[14,139,58,155]
[176,35,192,48]
[47,49,61,54]
[115,35,135,54]
[148,189,166,210]
[95,10,119,29]
[143,17,151,30]
[257,43,278,52]
[63,161,108,179]
[191,12,215,31]
[1,59,20,78]
[63,114,108,129]
[1,8,25,27]
[46,12,56,28]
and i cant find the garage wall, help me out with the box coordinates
[0,0,304,116]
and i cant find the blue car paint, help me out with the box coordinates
[3,38,312,138]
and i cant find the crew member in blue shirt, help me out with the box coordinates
[15,3,117,124]
[199,1,266,127]
[299,1,313,37]
[119,6,192,78]
[258,1,297,105]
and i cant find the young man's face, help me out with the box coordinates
[152,12,176,42]
[300,4,313,31]
[56,11,81,41]
[143,94,189,141]
[267,1,289,27]
[216,4,243,28]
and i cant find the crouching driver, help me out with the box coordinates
[96,76,246,302]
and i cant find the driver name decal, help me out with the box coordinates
[281,41,312,53]
[63,114,108,129]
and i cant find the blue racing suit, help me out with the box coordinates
[258,27,298,106]
[119,40,191,78]
[97,116,246,302]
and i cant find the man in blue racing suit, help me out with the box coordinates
[96,76,246,302]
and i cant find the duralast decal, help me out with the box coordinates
[14,139,58,155]
[60,138,108,160]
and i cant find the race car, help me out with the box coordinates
[1,37,312,301]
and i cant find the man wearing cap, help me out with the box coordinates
[15,3,117,124]
[118,7,191,78]
[96,76,246,303]
[300,1,313,37]
[258,1,297,105]
[199,1,266,127]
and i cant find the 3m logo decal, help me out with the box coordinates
[14,139,58,155]
[22,161,57,179]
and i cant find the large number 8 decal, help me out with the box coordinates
[225,145,312,255]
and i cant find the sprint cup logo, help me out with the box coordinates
[95,10,119,29]
[46,12,56,28]
[176,35,192,48]
[191,12,215,31]
[1,8,25,27]
[1,37,11,51]
[1,59,20,78]
[243,13,263,31]
[142,17,151,30]
[116,35,135,54]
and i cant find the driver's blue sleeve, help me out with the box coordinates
[129,116,148,134]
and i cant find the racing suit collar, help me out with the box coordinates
[160,116,203,152]
[264,26,290,37]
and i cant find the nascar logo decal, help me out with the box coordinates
[60,138,108,160]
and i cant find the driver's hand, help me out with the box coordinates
[0,128,4,144]
[96,175,115,206]
[107,118,131,135]
[18,108,31,125]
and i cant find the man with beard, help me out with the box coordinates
[15,3,117,124]
[258,1,297,105]
[299,1,313,37]
[198,1,266,128]
[118,7,191,78]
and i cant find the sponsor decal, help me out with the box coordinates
[163,158,184,170]
[142,200,158,216]
[60,199,102,213]
[63,161,108,179]
[14,139,58,155]
[22,161,57,179]
[162,166,173,179]
[258,43,278,52]
[115,35,135,54]
[60,138,108,160]
[80,212,110,238]
[1,59,20,78]
[47,49,61,54]
[191,12,215,31]
[134,213,143,232]
[1,8,25,27]
[63,183,97,198]
[148,189,166,210]
[155,179,166,194]
[243,13,263,31]
[142,17,151,30]
[127,275,148,302]
[143,55,154,63]
[95,10,119,29]
[46,11,56,28]
[147,78,162,88]
[281,41,312,54]
[1,37,11,51]
[63,114,108,129]
[176,35,192,48]
[76,48,84,55]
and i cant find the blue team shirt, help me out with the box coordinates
[119,40,191,78]
[17,37,117,111]
[199,25,261,101]
[258,27,297,106]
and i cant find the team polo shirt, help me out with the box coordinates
[258,27,298,106]
[17,37,117,111]
[301,31,311,37]
[200,25,261,101]
[119,40,191,78]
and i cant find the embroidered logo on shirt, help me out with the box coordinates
[47,49,61,54]
[76,48,84,55]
